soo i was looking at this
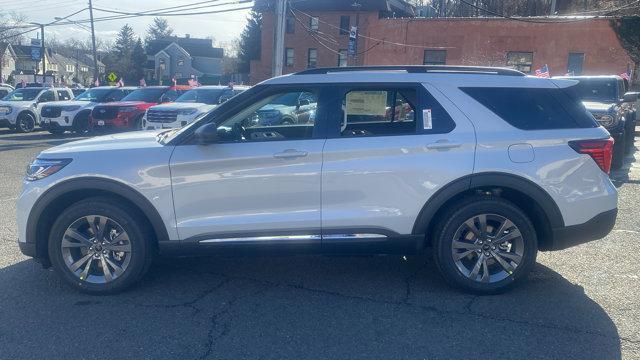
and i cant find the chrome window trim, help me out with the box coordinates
[198,233,388,244]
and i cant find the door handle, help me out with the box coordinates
[273,149,308,159]
[426,140,462,150]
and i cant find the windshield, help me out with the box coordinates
[2,88,42,101]
[74,88,112,102]
[176,88,231,104]
[121,88,166,103]
[571,79,618,103]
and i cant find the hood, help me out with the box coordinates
[0,100,33,108]
[148,102,215,111]
[42,130,166,155]
[583,101,615,113]
[45,100,94,108]
[99,101,149,107]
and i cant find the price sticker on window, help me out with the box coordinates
[423,109,433,130]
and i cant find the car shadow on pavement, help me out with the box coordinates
[0,254,622,360]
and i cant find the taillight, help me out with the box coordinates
[569,138,614,174]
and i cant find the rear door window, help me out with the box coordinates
[461,87,598,130]
[57,90,72,100]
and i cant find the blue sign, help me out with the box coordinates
[30,38,42,61]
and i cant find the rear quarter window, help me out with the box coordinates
[461,86,598,130]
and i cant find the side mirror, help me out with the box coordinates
[623,92,639,103]
[298,99,310,106]
[194,122,218,145]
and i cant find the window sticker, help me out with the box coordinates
[423,109,433,130]
[346,91,387,116]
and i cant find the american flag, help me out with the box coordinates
[535,64,550,78]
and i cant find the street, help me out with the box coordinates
[0,128,639,360]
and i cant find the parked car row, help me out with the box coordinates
[0,84,252,134]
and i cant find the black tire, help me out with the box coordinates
[72,112,90,135]
[48,127,65,135]
[16,112,36,133]
[433,196,538,294]
[612,138,625,170]
[281,117,295,125]
[48,197,154,294]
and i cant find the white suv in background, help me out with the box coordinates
[17,66,617,295]
[143,85,249,130]
[40,86,137,134]
[0,87,73,132]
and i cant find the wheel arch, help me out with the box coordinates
[72,109,91,123]
[17,109,37,121]
[27,177,170,266]
[412,172,564,251]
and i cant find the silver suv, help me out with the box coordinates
[17,66,618,294]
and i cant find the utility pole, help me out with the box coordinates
[550,0,557,15]
[40,25,46,84]
[88,0,99,84]
[272,0,286,77]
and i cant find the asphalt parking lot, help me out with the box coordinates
[0,128,639,360]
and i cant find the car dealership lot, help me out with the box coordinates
[0,129,639,359]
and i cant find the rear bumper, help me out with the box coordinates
[547,208,617,251]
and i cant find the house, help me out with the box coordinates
[0,43,17,83]
[250,0,636,84]
[12,44,55,81]
[145,35,224,84]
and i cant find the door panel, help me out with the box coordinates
[170,139,324,240]
[321,83,476,236]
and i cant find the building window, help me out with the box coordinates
[285,48,294,67]
[338,49,348,67]
[80,66,88,72]
[506,51,533,73]
[286,15,295,34]
[309,16,319,31]
[177,57,184,66]
[423,50,446,65]
[175,73,182,78]
[567,52,584,76]
[307,48,317,68]
[66,64,74,72]
[49,64,58,71]
[339,16,350,35]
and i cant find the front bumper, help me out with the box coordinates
[0,112,18,127]
[41,110,79,129]
[547,208,617,251]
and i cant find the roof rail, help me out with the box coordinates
[293,65,526,77]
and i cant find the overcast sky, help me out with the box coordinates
[10,0,251,48]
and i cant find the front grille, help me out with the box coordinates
[92,106,119,120]
[41,106,62,118]
[147,109,178,123]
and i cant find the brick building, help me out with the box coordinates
[250,0,636,84]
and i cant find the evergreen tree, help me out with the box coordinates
[131,38,147,82]
[237,11,262,74]
[145,17,173,46]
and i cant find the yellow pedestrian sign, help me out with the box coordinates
[107,72,117,83]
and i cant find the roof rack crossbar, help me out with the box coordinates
[293,65,526,77]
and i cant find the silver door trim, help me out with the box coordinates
[198,233,387,244]
[199,234,322,244]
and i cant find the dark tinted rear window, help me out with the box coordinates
[461,87,598,130]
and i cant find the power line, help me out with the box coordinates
[93,0,253,17]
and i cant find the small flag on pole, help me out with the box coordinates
[535,64,550,78]
[117,78,124,87]
[94,78,100,87]
[139,78,147,87]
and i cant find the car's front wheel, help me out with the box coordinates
[16,113,36,133]
[48,197,153,294]
[433,197,538,294]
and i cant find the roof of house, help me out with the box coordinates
[147,37,224,59]
[255,0,415,16]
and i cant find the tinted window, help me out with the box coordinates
[424,50,446,65]
[122,88,167,102]
[57,90,72,100]
[39,90,55,102]
[462,87,598,130]
[569,78,618,103]
[340,89,417,137]
[216,90,318,142]
[75,88,114,102]
[3,88,41,101]
[176,88,232,104]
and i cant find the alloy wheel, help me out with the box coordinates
[451,214,524,283]
[19,116,35,132]
[61,215,132,284]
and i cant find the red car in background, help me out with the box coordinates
[90,85,192,131]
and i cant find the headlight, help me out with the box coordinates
[26,158,72,181]
[594,114,615,127]
[177,108,197,115]
[61,105,81,112]
[0,106,12,114]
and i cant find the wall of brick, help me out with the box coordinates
[250,12,635,84]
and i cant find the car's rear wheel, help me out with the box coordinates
[433,197,538,294]
[48,197,153,294]
[612,138,625,170]
[72,112,90,135]
[16,113,36,133]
